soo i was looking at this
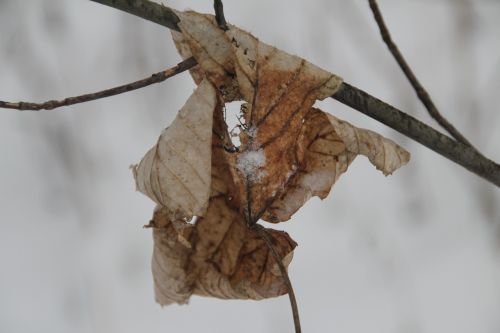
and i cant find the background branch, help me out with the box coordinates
[368,0,476,149]
[0,57,196,111]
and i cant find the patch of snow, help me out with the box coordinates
[237,149,266,181]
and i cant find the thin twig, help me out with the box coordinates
[367,0,476,150]
[214,0,229,31]
[254,225,301,333]
[0,57,196,111]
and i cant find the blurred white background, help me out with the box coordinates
[1,1,499,332]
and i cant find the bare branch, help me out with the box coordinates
[213,0,229,31]
[254,225,301,333]
[2,0,498,186]
[0,57,196,111]
[368,0,476,149]
[89,0,180,31]
[332,83,500,186]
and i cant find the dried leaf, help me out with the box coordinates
[171,11,343,222]
[325,113,410,176]
[151,108,296,305]
[134,10,410,306]
[133,79,217,220]
[171,11,240,101]
[263,108,410,222]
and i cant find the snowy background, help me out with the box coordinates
[1,1,499,332]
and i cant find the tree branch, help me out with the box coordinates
[367,0,476,150]
[0,57,196,111]
[3,0,499,187]
[89,0,180,31]
[81,0,500,187]
[332,84,500,186]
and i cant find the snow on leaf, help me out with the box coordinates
[236,149,266,181]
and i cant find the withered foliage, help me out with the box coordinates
[133,10,410,306]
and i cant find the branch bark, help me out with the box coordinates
[89,0,180,31]
[2,0,497,187]
[0,57,196,111]
[331,84,500,186]
[85,0,500,187]
[214,0,229,31]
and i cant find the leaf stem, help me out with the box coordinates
[254,224,301,333]
[213,0,229,31]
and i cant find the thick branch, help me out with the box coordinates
[368,0,476,149]
[89,0,180,31]
[4,0,499,187]
[0,57,196,111]
[332,83,500,186]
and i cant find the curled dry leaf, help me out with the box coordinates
[263,109,410,222]
[134,10,410,306]
[133,79,216,221]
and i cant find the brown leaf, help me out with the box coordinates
[171,11,343,223]
[151,108,296,305]
[262,108,410,223]
[226,28,344,223]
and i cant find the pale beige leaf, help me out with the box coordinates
[325,113,410,175]
[133,79,218,220]
[171,11,241,102]
[151,206,195,306]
